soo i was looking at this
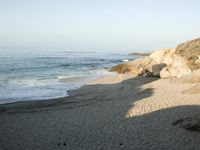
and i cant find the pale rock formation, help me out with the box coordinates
[160,55,191,78]
[148,48,175,64]
[111,38,200,79]
[111,48,191,78]
[175,38,200,70]
[142,49,191,78]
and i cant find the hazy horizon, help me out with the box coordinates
[0,0,200,52]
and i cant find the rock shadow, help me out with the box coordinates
[1,76,200,150]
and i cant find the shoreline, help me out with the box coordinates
[0,73,133,112]
[0,51,131,104]
[1,73,200,149]
[0,71,116,105]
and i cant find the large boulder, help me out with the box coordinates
[110,59,144,75]
[149,48,175,64]
[152,63,167,77]
[175,38,200,70]
[142,49,175,77]
[141,48,191,78]
[110,64,133,74]
[160,55,191,78]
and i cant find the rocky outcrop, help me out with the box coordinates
[148,48,175,64]
[111,37,200,79]
[160,55,191,78]
[111,48,191,78]
[175,38,200,70]
[111,59,144,75]
[145,49,191,78]
[110,64,133,74]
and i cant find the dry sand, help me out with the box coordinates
[0,74,200,150]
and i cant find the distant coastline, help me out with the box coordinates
[128,52,150,56]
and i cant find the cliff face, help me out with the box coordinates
[175,38,200,70]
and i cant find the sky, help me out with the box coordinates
[0,0,200,52]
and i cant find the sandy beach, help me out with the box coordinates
[1,0,200,149]
[0,74,200,150]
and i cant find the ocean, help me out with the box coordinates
[0,50,136,104]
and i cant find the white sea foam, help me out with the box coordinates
[0,51,134,103]
[8,79,48,87]
[123,59,129,62]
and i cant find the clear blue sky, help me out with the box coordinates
[0,0,200,52]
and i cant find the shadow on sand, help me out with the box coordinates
[0,76,200,150]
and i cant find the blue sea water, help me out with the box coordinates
[0,49,136,104]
